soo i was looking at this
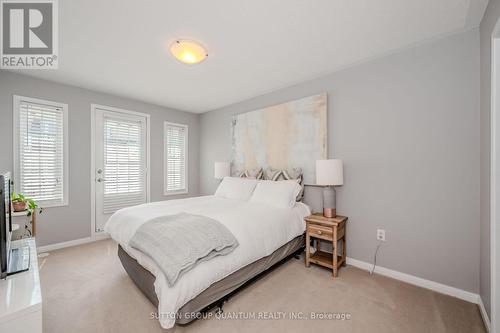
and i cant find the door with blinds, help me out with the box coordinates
[94,107,149,233]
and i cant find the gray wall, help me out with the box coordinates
[0,71,200,246]
[0,23,485,299]
[199,29,481,293]
[479,0,500,320]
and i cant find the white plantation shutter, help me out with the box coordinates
[15,97,68,206]
[102,116,146,214]
[164,122,188,194]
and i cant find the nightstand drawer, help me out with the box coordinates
[307,224,333,240]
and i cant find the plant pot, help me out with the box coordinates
[12,201,27,212]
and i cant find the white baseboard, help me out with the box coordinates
[37,233,109,253]
[478,296,491,332]
[92,232,110,241]
[346,257,479,304]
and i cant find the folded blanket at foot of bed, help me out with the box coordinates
[129,212,239,286]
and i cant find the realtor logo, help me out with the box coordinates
[1,0,58,69]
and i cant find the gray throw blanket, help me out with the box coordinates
[129,213,239,286]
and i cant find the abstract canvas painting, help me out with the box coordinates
[231,93,327,184]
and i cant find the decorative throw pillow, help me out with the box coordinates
[239,167,263,179]
[264,168,282,181]
[281,168,303,182]
[281,168,304,201]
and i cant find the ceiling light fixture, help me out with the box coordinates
[170,40,208,65]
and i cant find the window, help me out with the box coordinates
[164,122,188,195]
[13,96,68,207]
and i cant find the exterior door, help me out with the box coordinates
[93,107,148,232]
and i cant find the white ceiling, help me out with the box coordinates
[10,0,489,113]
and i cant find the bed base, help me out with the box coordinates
[117,234,305,325]
[197,245,304,316]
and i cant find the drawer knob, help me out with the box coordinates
[317,230,322,235]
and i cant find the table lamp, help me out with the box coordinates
[214,162,231,180]
[316,159,344,218]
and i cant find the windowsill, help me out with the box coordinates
[163,190,188,196]
[36,201,69,209]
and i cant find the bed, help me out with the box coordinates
[105,185,310,329]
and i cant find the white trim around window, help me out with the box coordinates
[13,95,69,208]
[164,121,188,196]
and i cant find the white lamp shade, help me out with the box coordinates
[316,159,344,186]
[214,162,231,179]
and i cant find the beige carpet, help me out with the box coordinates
[39,239,486,333]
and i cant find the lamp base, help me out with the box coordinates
[322,186,337,218]
[323,208,337,218]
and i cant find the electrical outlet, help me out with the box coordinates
[377,229,386,242]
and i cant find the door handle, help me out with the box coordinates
[96,178,107,183]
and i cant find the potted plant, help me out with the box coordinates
[11,193,43,216]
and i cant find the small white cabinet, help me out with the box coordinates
[0,239,42,333]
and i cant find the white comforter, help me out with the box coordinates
[104,195,310,329]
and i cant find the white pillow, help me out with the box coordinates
[214,177,258,200]
[250,180,302,209]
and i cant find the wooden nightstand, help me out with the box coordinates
[305,214,348,277]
